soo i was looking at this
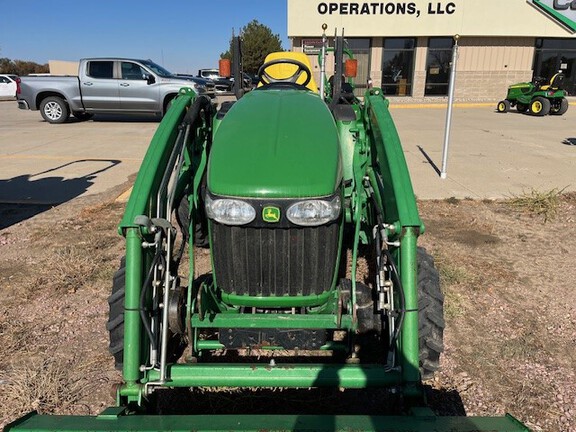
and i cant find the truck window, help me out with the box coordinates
[121,62,146,80]
[87,61,114,79]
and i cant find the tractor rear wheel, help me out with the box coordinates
[496,100,510,113]
[529,96,551,116]
[550,98,569,116]
[107,257,187,370]
[417,247,445,380]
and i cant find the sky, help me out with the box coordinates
[0,0,289,74]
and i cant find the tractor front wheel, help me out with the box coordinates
[496,100,510,113]
[550,98,569,116]
[418,247,445,380]
[529,97,551,116]
[177,194,208,247]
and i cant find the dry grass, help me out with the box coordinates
[51,246,101,293]
[2,190,576,430]
[508,187,567,222]
[0,357,86,420]
[27,201,124,295]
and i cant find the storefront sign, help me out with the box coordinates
[316,2,456,18]
[302,39,324,54]
[530,0,576,32]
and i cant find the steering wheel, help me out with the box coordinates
[257,58,312,87]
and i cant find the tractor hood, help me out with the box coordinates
[208,89,341,198]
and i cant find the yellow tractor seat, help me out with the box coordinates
[258,52,318,92]
[540,73,564,91]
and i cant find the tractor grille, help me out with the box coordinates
[211,223,339,297]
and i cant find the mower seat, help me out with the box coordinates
[540,73,565,91]
[258,52,318,92]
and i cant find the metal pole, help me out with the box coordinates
[319,24,327,100]
[440,35,460,179]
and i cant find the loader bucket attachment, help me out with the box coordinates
[5,410,531,432]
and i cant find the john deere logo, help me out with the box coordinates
[530,0,576,32]
[262,206,280,223]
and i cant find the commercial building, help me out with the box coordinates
[287,0,576,99]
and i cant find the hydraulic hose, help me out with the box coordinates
[382,248,405,352]
[182,95,213,130]
[139,247,165,354]
[366,182,406,352]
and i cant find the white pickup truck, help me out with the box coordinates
[17,58,213,123]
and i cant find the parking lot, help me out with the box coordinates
[0,98,575,207]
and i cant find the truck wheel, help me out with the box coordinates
[164,95,176,116]
[550,98,569,116]
[107,257,187,370]
[40,96,70,123]
[496,100,510,113]
[529,97,551,116]
[516,102,528,113]
[417,247,445,380]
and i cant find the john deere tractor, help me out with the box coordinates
[497,72,569,116]
[5,30,531,432]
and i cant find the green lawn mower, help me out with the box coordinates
[497,72,569,116]
[5,30,531,432]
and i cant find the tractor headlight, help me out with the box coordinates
[286,196,341,226]
[205,195,256,225]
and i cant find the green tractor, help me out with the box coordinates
[5,31,531,432]
[497,72,569,116]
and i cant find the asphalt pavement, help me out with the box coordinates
[0,98,574,210]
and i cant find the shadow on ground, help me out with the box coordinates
[150,385,466,417]
[0,159,120,229]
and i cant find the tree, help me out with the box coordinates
[220,20,283,74]
[0,58,48,75]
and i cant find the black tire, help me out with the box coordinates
[40,96,69,124]
[417,247,445,380]
[177,195,208,247]
[496,100,510,113]
[107,257,187,370]
[164,95,177,116]
[529,96,551,116]
[107,257,126,370]
[516,102,529,113]
[550,98,569,116]
[72,111,94,121]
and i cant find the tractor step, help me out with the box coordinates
[5,410,531,432]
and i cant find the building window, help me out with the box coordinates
[534,38,576,95]
[381,38,415,96]
[344,38,371,96]
[425,37,454,96]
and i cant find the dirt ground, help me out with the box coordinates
[0,184,574,431]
